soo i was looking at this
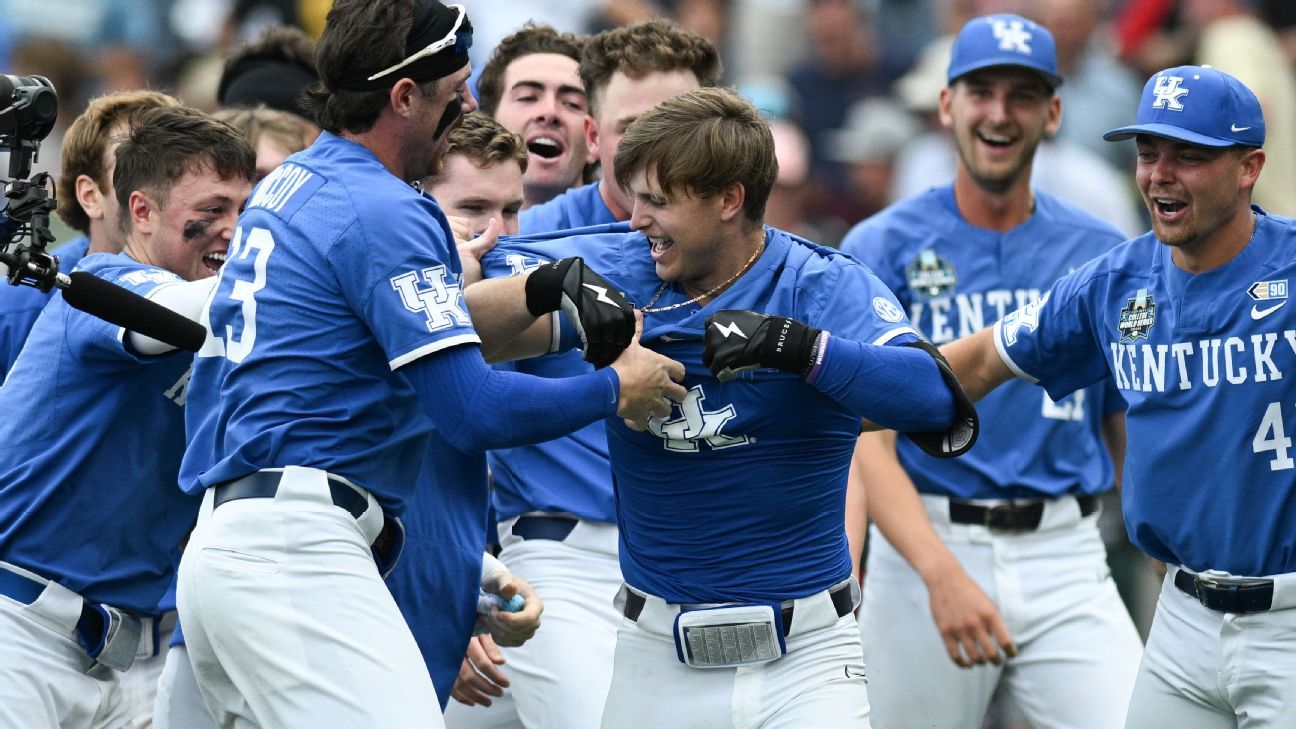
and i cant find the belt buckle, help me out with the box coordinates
[1192,574,1222,607]
[983,503,1014,529]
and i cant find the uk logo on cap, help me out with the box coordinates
[992,19,1032,54]
[947,13,1062,88]
[1151,76,1189,111]
[1104,65,1265,148]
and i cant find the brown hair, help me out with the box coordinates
[56,91,181,234]
[614,87,776,225]
[300,0,417,134]
[213,106,310,158]
[477,23,585,116]
[580,19,722,116]
[114,106,256,231]
[434,112,528,176]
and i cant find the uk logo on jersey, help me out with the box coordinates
[1000,291,1050,346]
[906,248,957,300]
[647,385,752,453]
[390,265,471,332]
[992,19,1032,54]
[1117,288,1156,342]
[1152,76,1189,111]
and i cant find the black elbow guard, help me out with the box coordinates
[901,340,979,458]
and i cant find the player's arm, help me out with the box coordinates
[703,310,976,452]
[939,326,1016,401]
[853,429,1017,667]
[1102,410,1127,491]
[465,256,633,366]
[126,277,219,354]
[402,313,685,453]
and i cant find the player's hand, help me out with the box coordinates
[447,215,475,247]
[703,310,824,382]
[925,563,1017,668]
[524,257,634,367]
[457,217,501,262]
[450,634,509,706]
[611,310,688,430]
[479,570,543,648]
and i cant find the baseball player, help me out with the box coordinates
[0,105,254,729]
[0,91,181,379]
[517,19,720,234]
[839,14,1143,728]
[175,2,685,726]
[424,112,527,239]
[446,21,723,729]
[475,23,593,210]
[943,65,1296,727]
[480,87,978,729]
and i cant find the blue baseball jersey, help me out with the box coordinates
[482,226,633,524]
[385,433,488,708]
[994,207,1296,576]
[841,186,1124,499]
[0,236,89,378]
[519,181,617,235]
[486,225,919,603]
[0,253,198,614]
[181,132,480,513]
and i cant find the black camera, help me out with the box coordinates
[0,73,58,290]
[0,74,57,180]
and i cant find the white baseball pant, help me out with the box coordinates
[0,561,132,729]
[600,582,871,729]
[178,466,442,729]
[154,644,218,729]
[1124,567,1296,728]
[444,515,622,729]
[859,494,1143,729]
[119,611,176,729]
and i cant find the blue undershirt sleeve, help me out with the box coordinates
[808,335,955,432]
[403,343,619,453]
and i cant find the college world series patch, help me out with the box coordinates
[1117,288,1156,342]
[906,249,957,300]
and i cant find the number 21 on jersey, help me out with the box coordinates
[199,226,275,363]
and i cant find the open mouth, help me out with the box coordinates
[1153,197,1187,219]
[648,236,674,260]
[526,134,564,160]
[202,251,227,274]
[977,131,1015,149]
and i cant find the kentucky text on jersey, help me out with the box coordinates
[995,207,1296,576]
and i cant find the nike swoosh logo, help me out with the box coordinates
[1252,301,1287,320]
[1232,124,1252,132]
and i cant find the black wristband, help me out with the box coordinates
[524,258,575,316]
[758,316,823,378]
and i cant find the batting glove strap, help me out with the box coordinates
[900,340,979,459]
[523,257,577,316]
[524,257,634,368]
[703,310,823,381]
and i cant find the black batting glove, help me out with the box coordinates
[524,257,633,368]
[703,310,824,382]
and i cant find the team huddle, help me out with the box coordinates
[0,1,1293,728]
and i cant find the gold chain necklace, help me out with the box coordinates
[641,239,766,313]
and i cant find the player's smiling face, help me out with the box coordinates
[628,168,748,298]
[1135,135,1263,254]
[426,154,524,235]
[491,53,592,201]
[125,166,250,281]
[941,67,1059,194]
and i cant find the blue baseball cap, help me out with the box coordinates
[947,14,1062,89]
[1103,65,1265,148]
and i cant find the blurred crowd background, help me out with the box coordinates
[4,1,1291,722]
[6,0,1296,248]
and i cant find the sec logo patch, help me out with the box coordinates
[873,296,905,323]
